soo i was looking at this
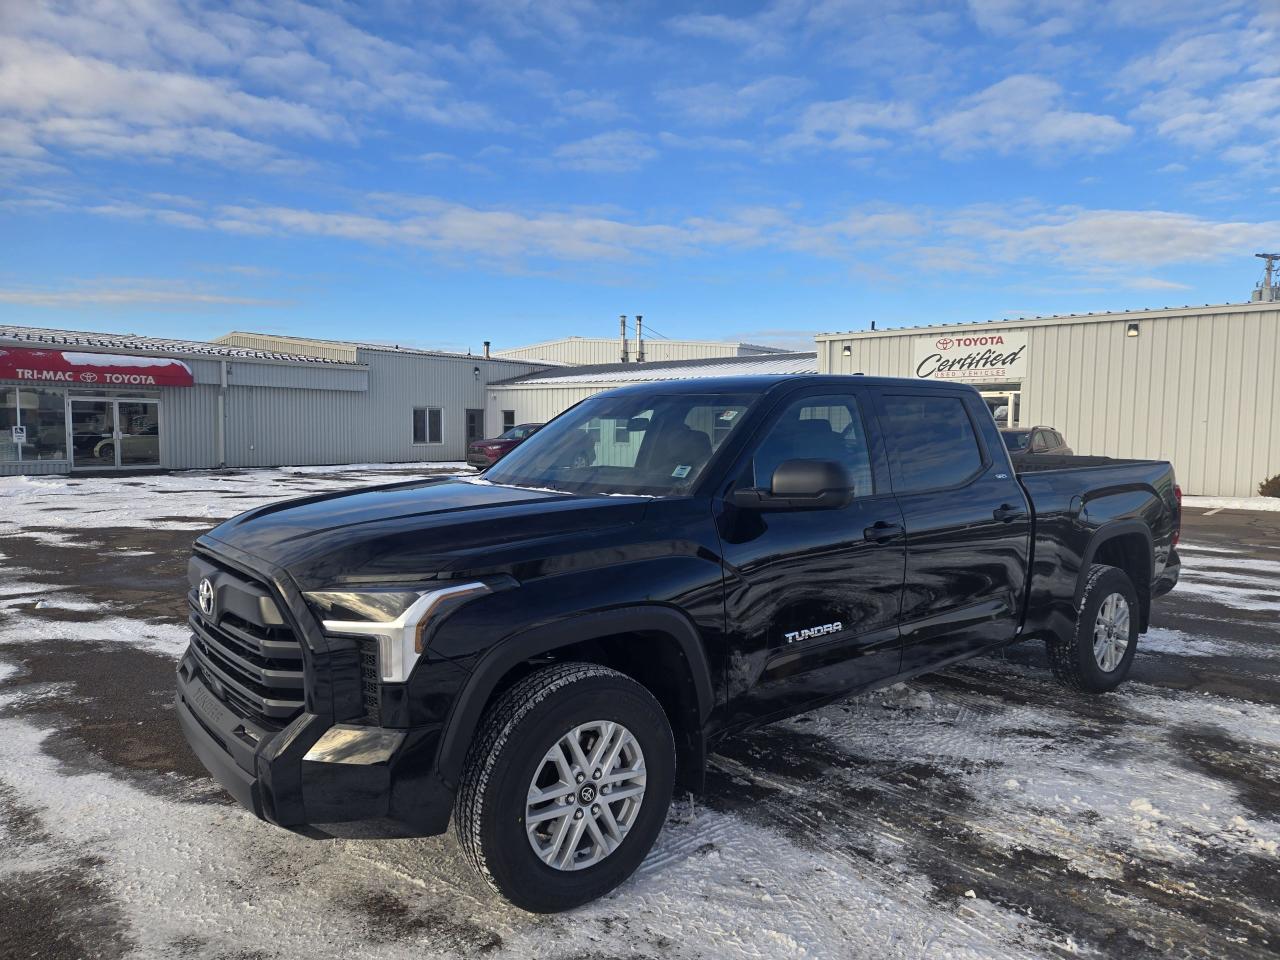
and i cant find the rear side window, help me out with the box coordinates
[879,394,984,493]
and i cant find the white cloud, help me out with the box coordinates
[657,76,807,126]
[553,130,657,172]
[777,98,918,153]
[0,0,499,175]
[0,283,287,308]
[929,75,1131,155]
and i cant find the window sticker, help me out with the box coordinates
[671,464,692,478]
[719,410,739,421]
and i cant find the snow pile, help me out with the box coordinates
[1183,495,1280,513]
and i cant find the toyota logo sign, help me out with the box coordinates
[198,578,215,617]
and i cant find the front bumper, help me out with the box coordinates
[466,450,497,467]
[176,647,455,836]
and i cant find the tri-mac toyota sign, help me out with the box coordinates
[912,331,1028,383]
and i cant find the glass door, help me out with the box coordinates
[117,401,160,466]
[980,391,1021,427]
[71,399,116,468]
[69,399,160,468]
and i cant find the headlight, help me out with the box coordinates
[305,581,492,683]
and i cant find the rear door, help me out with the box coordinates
[869,387,1031,673]
[717,387,906,724]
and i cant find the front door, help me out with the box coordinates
[71,399,115,468]
[116,401,160,466]
[466,408,485,444]
[70,399,160,469]
[869,387,1032,674]
[717,389,906,727]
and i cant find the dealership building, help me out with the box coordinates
[486,352,819,430]
[817,300,1280,497]
[0,325,543,475]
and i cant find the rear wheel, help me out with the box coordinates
[1046,563,1139,693]
[455,662,675,912]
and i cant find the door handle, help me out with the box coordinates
[863,520,903,543]
[993,503,1025,522]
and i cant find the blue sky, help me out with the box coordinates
[1,1,1278,353]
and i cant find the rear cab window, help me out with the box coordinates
[875,393,986,493]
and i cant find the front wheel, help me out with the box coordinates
[455,662,675,912]
[1046,563,1139,693]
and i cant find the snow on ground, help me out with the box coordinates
[0,462,475,536]
[1183,496,1280,512]
[0,470,1278,959]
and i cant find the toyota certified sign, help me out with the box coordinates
[912,331,1028,383]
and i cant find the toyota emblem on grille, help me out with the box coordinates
[198,577,215,617]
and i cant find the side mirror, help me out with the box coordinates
[729,459,854,511]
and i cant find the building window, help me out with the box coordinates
[2,386,69,463]
[412,407,443,444]
[502,409,516,433]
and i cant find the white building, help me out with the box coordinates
[486,353,819,434]
[492,336,789,366]
[816,301,1280,497]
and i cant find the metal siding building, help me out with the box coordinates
[816,301,1280,497]
[1,325,543,475]
[487,353,819,429]
[492,337,788,365]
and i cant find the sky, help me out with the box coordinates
[1,0,1278,353]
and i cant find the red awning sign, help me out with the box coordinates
[0,347,195,388]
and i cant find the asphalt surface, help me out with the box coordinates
[0,477,1277,960]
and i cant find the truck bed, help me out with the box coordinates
[1013,454,1180,647]
[1010,453,1161,474]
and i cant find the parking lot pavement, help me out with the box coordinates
[0,474,1277,960]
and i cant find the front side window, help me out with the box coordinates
[879,394,984,493]
[748,394,874,497]
[484,392,756,496]
[412,407,443,444]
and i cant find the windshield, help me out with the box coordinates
[483,392,757,496]
[1002,430,1031,451]
[498,425,537,440]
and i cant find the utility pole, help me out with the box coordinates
[1257,253,1280,302]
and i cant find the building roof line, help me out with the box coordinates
[0,324,359,365]
[815,300,1276,341]
[492,352,818,386]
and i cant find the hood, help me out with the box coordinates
[202,476,650,589]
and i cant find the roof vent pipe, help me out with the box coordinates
[636,315,645,363]
[620,314,629,363]
[483,340,490,358]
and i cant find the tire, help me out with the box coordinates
[1046,563,1139,693]
[98,443,115,463]
[455,662,676,913]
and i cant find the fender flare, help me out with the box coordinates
[1075,519,1154,609]
[435,605,715,786]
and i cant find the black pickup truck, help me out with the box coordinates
[176,375,1180,912]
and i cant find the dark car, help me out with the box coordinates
[1001,425,1073,456]
[177,375,1179,913]
[466,422,542,467]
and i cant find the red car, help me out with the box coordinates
[467,423,543,467]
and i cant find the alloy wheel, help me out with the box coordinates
[525,720,647,871]
[1092,592,1131,672]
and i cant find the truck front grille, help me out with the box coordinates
[187,559,305,726]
